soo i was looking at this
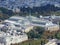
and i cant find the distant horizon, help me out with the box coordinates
[0,0,60,8]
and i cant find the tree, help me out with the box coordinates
[56,32,60,39]
[27,26,44,39]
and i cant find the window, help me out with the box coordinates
[14,24,20,27]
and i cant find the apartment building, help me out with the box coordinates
[0,30,28,45]
[4,16,59,32]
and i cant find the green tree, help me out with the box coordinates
[56,32,60,39]
[27,26,44,39]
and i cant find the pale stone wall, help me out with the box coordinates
[46,25,59,31]
[24,26,34,33]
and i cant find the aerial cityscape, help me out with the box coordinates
[0,0,60,45]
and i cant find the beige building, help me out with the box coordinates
[31,19,59,31]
